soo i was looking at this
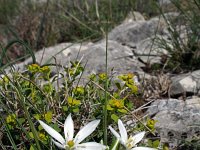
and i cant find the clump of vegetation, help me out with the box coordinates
[155,0,200,73]
[0,0,21,24]
[0,58,158,149]
[178,138,200,150]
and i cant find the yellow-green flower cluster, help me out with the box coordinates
[0,75,9,85]
[99,73,107,80]
[118,73,138,94]
[40,66,50,73]
[28,64,41,73]
[68,61,84,77]
[73,86,84,95]
[107,99,127,113]
[146,119,157,132]
[67,97,81,107]
[28,64,50,74]
[33,111,53,123]
[6,114,16,124]
[38,132,48,141]
[28,64,51,80]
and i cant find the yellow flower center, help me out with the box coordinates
[114,101,122,108]
[68,97,81,106]
[39,133,47,141]
[67,140,75,148]
[111,99,124,109]
[126,136,135,149]
[6,114,16,124]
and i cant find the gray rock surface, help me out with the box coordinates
[148,97,200,148]
[12,42,92,70]
[11,40,144,77]
[169,70,200,97]
[74,40,144,75]
[158,0,172,5]
[108,15,174,65]
[133,36,168,64]
[123,11,145,23]
[108,17,167,45]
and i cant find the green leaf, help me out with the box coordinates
[44,111,53,123]
[51,124,61,133]
[117,109,127,113]
[62,105,68,112]
[73,108,79,113]
[68,97,81,106]
[107,104,114,110]
[18,118,25,124]
[113,92,120,99]
[146,119,157,131]
[43,83,53,93]
[153,140,160,148]
[29,132,34,139]
[33,114,41,120]
[30,145,35,150]
[38,125,43,131]
[111,114,119,122]
[130,85,138,94]
[126,101,134,109]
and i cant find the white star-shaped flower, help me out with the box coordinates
[39,114,106,150]
[109,119,157,150]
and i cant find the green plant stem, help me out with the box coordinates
[111,139,119,150]
[14,82,42,150]
[91,80,115,99]
[1,119,17,150]
[103,23,108,146]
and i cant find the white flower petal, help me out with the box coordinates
[109,126,120,139]
[131,132,145,146]
[74,119,100,144]
[64,113,74,141]
[38,120,65,145]
[76,142,107,150]
[131,147,157,150]
[118,119,128,144]
[51,138,65,149]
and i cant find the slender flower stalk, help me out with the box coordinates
[109,119,157,150]
[104,23,109,145]
[39,113,106,150]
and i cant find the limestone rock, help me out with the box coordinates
[10,40,144,77]
[108,17,167,45]
[11,42,92,71]
[108,15,171,65]
[158,0,172,5]
[169,70,200,97]
[148,97,200,148]
[133,36,168,64]
[123,11,145,23]
[74,40,143,75]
